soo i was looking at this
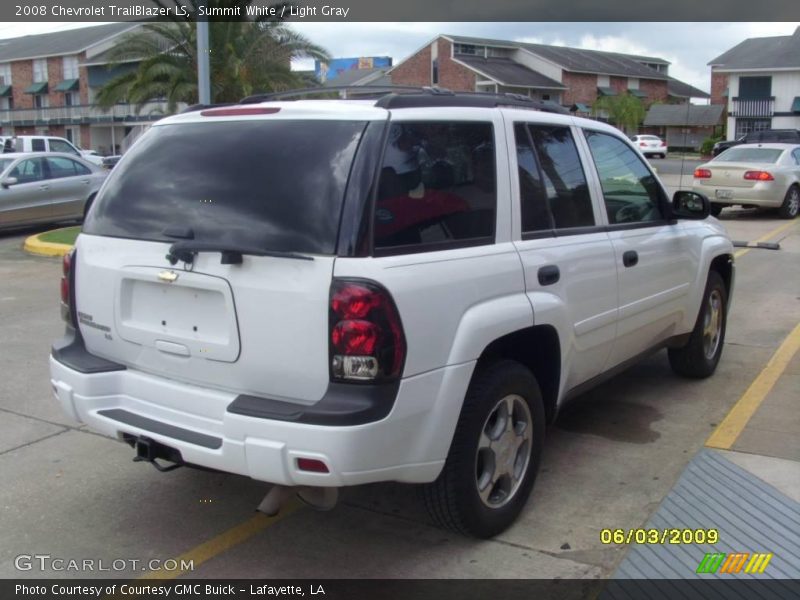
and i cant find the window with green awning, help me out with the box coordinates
[24,81,48,94]
[0,84,11,97]
[597,86,617,96]
[54,78,79,92]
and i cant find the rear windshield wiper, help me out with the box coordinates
[166,240,314,265]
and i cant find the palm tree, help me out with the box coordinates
[592,93,646,135]
[96,1,330,112]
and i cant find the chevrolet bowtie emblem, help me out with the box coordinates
[158,270,179,283]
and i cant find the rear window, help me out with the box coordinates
[84,120,368,255]
[714,147,783,163]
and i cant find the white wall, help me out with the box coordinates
[510,49,563,83]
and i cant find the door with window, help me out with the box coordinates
[0,157,51,226]
[583,130,697,368]
[510,121,618,391]
[45,156,93,219]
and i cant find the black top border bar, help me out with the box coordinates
[4,0,800,22]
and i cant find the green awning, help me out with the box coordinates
[597,86,617,96]
[792,96,800,113]
[0,84,11,97]
[571,103,590,112]
[629,89,647,98]
[54,78,79,92]
[24,81,48,94]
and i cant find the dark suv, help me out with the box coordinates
[712,129,800,156]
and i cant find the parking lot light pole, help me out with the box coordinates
[197,19,211,105]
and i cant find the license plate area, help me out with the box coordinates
[715,189,734,200]
[115,267,240,362]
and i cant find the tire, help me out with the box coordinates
[778,185,800,219]
[710,203,724,217]
[668,271,727,379]
[422,360,545,538]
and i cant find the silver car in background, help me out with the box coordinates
[693,143,800,219]
[0,152,106,230]
[630,134,668,158]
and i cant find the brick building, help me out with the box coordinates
[708,26,800,140]
[0,23,177,155]
[389,34,708,117]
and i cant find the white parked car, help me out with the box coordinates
[630,134,668,159]
[50,91,734,537]
[693,143,800,219]
[1,135,105,166]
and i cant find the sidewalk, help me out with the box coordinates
[611,325,800,581]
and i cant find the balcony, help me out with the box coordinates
[731,97,775,118]
[0,101,184,126]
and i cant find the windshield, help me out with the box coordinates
[83,119,368,255]
[714,147,783,164]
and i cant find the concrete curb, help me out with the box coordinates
[23,229,74,257]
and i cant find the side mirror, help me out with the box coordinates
[672,190,710,220]
[1,177,18,188]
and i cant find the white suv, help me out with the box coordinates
[50,91,734,537]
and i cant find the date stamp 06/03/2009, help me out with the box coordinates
[600,528,720,545]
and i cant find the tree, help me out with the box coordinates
[96,1,330,113]
[592,93,646,135]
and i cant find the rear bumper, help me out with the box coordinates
[50,341,474,488]
[693,182,784,207]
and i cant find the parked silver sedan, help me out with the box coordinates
[693,143,800,219]
[0,152,106,230]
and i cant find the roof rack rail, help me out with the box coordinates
[238,86,569,114]
[240,85,441,103]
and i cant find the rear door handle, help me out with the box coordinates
[623,250,638,268]
[537,265,560,286]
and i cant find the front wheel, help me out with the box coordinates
[422,360,545,538]
[668,271,727,378]
[778,186,800,219]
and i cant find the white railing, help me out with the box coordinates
[731,97,775,118]
[0,101,185,124]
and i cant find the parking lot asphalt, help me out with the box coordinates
[0,213,798,583]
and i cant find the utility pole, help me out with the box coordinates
[197,18,211,104]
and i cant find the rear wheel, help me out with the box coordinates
[778,185,800,219]
[422,360,545,538]
[668,271,727,378]
[710,203,724,217]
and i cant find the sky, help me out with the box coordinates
[2,21,799,97]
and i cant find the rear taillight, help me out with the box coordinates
[660,141,666,147]
[694,168,712,179]
[639,142,646,147]
[329,279,405,382]
[60,249,76,326]
[743,170,774,181]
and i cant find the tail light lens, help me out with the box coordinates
[694,168,712,179]
[639,142,646,147]
[329,279,405,382]
[743,170,774,181]
[660,141,666,147]
[60,249,77,326]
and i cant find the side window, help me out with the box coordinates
[793,149,800,166]
[9,159,44,184]
[514,123,594,232]
[584,131,666,225]
[50,139,79,155]
[373,121,495,253]
[31,139,46,152]
[45,156,81,179]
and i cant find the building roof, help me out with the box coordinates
[709,26,800,70]
[0,23,139,62]
[454,56,566,89]
[667,77,710,99]
[643,104,724,127]
[321,67,391,87]
[445,34,670,80]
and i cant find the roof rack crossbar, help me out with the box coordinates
[240,85,453,103]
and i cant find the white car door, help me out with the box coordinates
[509,118,619,392]
[581,129,697,368]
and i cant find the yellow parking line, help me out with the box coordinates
[734,220,797,259]
[707,321,800,449]
[142,500,302,579]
